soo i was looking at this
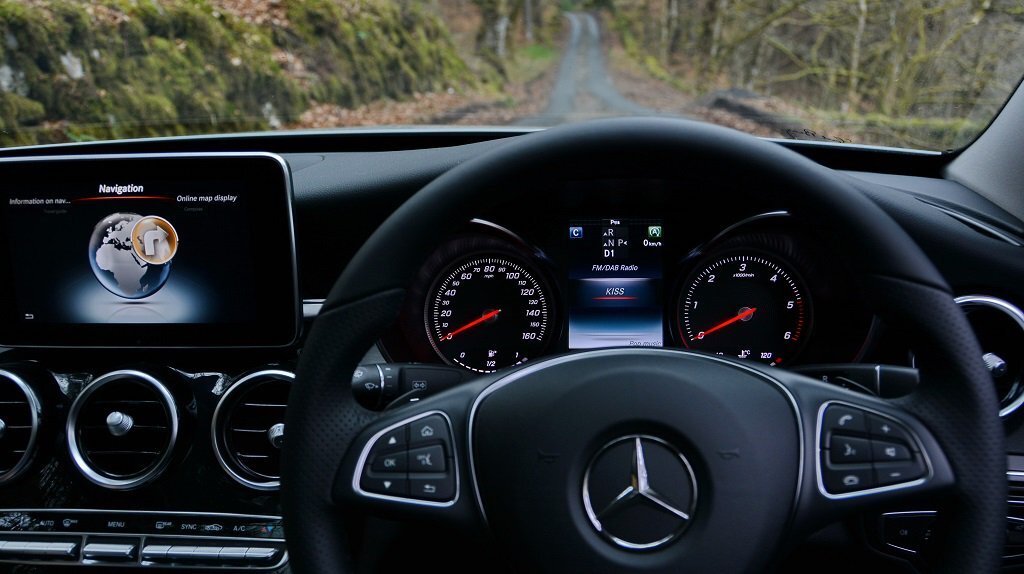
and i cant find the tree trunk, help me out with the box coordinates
[524,0,534,43]
[845,0,868,114]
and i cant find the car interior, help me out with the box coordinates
[1,4,1024,573]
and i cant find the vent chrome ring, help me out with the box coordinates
[954,295,1024,418]
[66,370,179,490]
[0,369,42,486]
[212,369,293,491]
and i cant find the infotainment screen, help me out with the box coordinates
[0,153,299,347]
[567,217,664,348]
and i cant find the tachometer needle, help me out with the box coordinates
[442,309,501,341]
[694,307,757,340]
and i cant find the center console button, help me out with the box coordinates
[244,547,280,562]
[191,546,223,561]
[83,542,136,561]
[141,544,171,561]
[219,547,250,560]
[165,546,198,560]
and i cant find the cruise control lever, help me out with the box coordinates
[352,364,468,410]
[793,364,919,398]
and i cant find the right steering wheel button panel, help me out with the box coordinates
[820,403,926,495]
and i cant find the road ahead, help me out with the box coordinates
[520,12,656,126]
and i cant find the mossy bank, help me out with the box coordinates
[0,0,476,147]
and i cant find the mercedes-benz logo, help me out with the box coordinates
[582,435,697,550]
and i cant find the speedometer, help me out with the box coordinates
[426,255,552,373]
[677,252,811,365]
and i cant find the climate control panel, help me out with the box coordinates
[0,510,284,569]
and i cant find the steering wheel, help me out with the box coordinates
[282,118,1005,573]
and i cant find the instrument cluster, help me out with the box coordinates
[382,209,875,375]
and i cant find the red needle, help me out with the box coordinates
[442,309,501,341]
[694,307,757,340]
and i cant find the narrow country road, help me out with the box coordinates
[519,12,657,126]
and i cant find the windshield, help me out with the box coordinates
[2,1,1023,151]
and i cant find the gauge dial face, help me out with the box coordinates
[678,253,810,365]
[426,255,551,373]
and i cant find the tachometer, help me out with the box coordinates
[677,253,811,365]
[426,255,552,373]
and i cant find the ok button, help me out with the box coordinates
[372,452,408,472]
[829,435,871,463]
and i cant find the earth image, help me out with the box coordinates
[88,212,172,299]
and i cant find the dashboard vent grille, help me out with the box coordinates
[213,370,292,490]
[68,371,178,489]
[0,371,40,484]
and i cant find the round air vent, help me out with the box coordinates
[67,370,178,489]
[213,370,293,490]
[0,370,41,485]
[955,295,1024,417]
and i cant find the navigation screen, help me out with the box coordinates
[0,154,298,347]
[567,218,664,349]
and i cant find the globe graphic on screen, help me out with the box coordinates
[88,212,172,299]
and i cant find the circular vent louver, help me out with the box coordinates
[213,370,293,490]
[0,370,41,484]
[953,296,1024,417]
[67,370,178,489]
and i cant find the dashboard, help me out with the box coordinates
[0,129,1020,572]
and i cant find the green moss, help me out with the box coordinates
[0,0,476,146]
[281,0,474,108]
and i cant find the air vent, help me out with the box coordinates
[955,296,1024,417]
[213,370,293,490]
[0,370,41,484]
[67,370,178,489]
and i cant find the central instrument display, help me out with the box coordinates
[425,254,552,373]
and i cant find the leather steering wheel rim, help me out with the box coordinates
[283,117,1005,573]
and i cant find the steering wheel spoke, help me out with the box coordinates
[772,368,955,536]
[332,375,494,528]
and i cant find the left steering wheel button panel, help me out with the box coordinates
[357,411,457,504]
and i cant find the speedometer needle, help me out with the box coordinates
[694,307,757,340]
[442,309,502,341]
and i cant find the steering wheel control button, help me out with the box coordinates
[821,464,874,493]
[867,414,916,448]
[828,436,871,464]
[408,445,446,472]
[874,459,927,486]
[872,440,911,462]
[409,415,449,447]
[371,452,408,473]
[361,476,409,496]
[823,405,867,433]
[881,512,937,554]
[409,475,455,501]
[583,436,696,550]
[379,427,406,450]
